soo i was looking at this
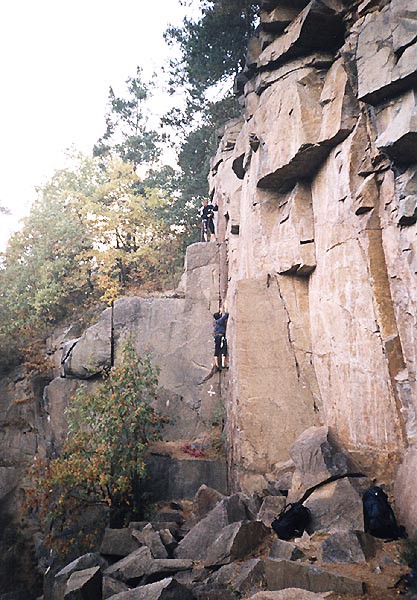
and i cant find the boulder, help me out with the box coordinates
[204,521,270,567]
[303,478,364,533]
[192,585,239,600]
[53,554,108,600]
[264,559,365,595]
[64,567,102,600]
[257,496,287,527]
[62,308,112,378]
[106,577,194,600]
[100,529,141,557]
[104,546,193,586]
[319,530,376,564]
[269,539,305,561]
[102,577,130,600]
[128,522,179,536]
[192,484,224,522]
[212,559,266,596]
[131,524,168,559]
[104,546,153,583]
[159,528,177,553]
[174,494,249,560]
[288,426,356,488]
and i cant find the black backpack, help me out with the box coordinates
[271,502,311,540]
[271,472,365,541]
[363,486,407,540]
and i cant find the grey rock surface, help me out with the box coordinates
[264,558,365,595]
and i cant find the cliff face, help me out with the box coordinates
[209,0,417,532]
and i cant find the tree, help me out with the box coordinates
[165,0,258,102]
[93,67,160,169]
[0,205,10,214]
[84,158,184,301]
[163,1,259,226]
[24,342,170,556]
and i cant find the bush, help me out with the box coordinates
[24,342,170,556]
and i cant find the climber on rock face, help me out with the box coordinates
[200,199,218,242]
[213,311,229,370]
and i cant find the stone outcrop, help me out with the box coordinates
[208,0,417,539]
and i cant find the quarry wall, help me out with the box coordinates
[208,0,417,533]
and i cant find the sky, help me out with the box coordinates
[0,0,195,250]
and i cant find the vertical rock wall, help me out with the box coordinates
[209,0,417,529]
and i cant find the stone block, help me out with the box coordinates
[288,426,355,488]
[62,308,112,378]
[376,90,417,164]
[356,1,417,104]
[304,478,364,533]
[53,554,107,600]
[174,494,249,561]
[259,5,299,33]
[192,484,224,523]
[269,539,305,561]
[211,558,266,595]
[64,567,102,600]
[131,524,168,559]
[104,546,153,583]
[264,558,365,595]
[398,196,417,226]
[204,520,270,567]
[319,530,369,564]
[99,528,141,557]
[272,183,316,276]
[128,522,179,536]
[254,60,356,192]
[257,1,345,70]
[102,577,130,599]
[258,496,287,527]
[106,577,194,600]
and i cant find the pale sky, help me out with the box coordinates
[0,0,195,250]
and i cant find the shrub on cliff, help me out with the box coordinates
[24,342,170,556]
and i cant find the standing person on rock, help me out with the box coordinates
[213,310,229,371]
[200,199,218,242]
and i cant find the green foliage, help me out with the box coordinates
[163,0,257,223]
[0,152,185,364]
[24,343,169,556]
[165,0,258,101]
[93,67,160,168]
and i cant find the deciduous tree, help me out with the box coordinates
[25,343,169,556]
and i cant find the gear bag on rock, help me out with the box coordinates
[271,472,365,541]
[363,486,407,540]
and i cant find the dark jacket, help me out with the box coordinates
[200,204,218,220]
[214,312,229,336]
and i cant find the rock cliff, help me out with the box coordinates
[2,0,417,593]
[209,0,417,534]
